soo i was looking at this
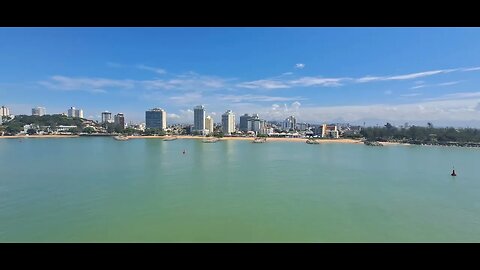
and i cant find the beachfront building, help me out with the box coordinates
[221,110,235,135]
[314,124,340,138]
[101,111,113,124]
[193,105,207,135]
[296,122,309,131]
[67,107,84,118]
[239,114,251,132]
[205,115,214,134]
[32,107,46,116]
[283,116,296,131]
[249,114,266,135]
[114,113,125,130]
[145,108,166,130]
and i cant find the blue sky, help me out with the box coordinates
[1,27,480,127]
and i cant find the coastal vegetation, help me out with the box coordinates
[360,123,480,146]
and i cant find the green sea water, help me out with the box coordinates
[1,137,479,242]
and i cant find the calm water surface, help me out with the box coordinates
[1,137,479,242]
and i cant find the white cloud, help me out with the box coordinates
[410,85,426,89]
[39,76,135,92]
[356,69,456,83]
[290,77,345,87]
[136,64,166,75]
[425,91,480,101]
[168,113,181,119]
[236,80,290,89]
[356,76,383,83]
[295,63,305,69]
[169,92,204,105]
[437,81,461,86]
[226,97,480,126]
[143,75,227,91]
[461,67,480,72]
[217,94,305,103]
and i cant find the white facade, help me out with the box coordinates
[247,114,265,134]
[32,107,46,116]
[68,107,84,118]
[101,111,113,123]
[205,115,214,134]
[221,110,235,135]
[283,116,296,131]
[0,106,10,117]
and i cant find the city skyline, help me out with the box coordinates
[2,28,480,127]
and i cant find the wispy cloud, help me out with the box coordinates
[290,77,345,87]
[217,94,305,103]
[410,80,461,90]
[384,90,393,95]
[461,66,480,72]
[356,69,456,83]
[169,92,204,105]
[143,74,228,91]
[39,76,135,92]
[236,80,290,89]
[437,81,461,86]
[295,63,305,69]
[237,76,345,89]
[425,91,480,101]
[136,64,166,75]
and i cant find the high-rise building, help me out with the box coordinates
[32,107,46,116]
[239,114,251,132]
[205,115,214,134]
[101,111,113,124]
[114,113,125,130]
[222,110,235,135]
[0,106,10,117]
[145,108,166,129]
[283,116,296,131]
[193,105,206,134]
[67,107,84,118]
[248,114,266,134]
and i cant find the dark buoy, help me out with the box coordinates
[451,168,456,176]
[183,149,186,154]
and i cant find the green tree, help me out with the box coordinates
[68,127,79,134]
[83,127,95,134]
[27,128,37,135]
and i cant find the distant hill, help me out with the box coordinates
[2,114,95,134]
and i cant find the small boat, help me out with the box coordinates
[306,139,319,144]
[113,135,129,141]
[202,137,219,143]
[163,136,178,141]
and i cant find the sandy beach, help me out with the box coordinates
[0,134,406,145]
[129,135,367,144]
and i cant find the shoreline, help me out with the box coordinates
[1,135,478,148]
[0,135,80,139]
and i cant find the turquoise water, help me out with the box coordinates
[1,137,480,242]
